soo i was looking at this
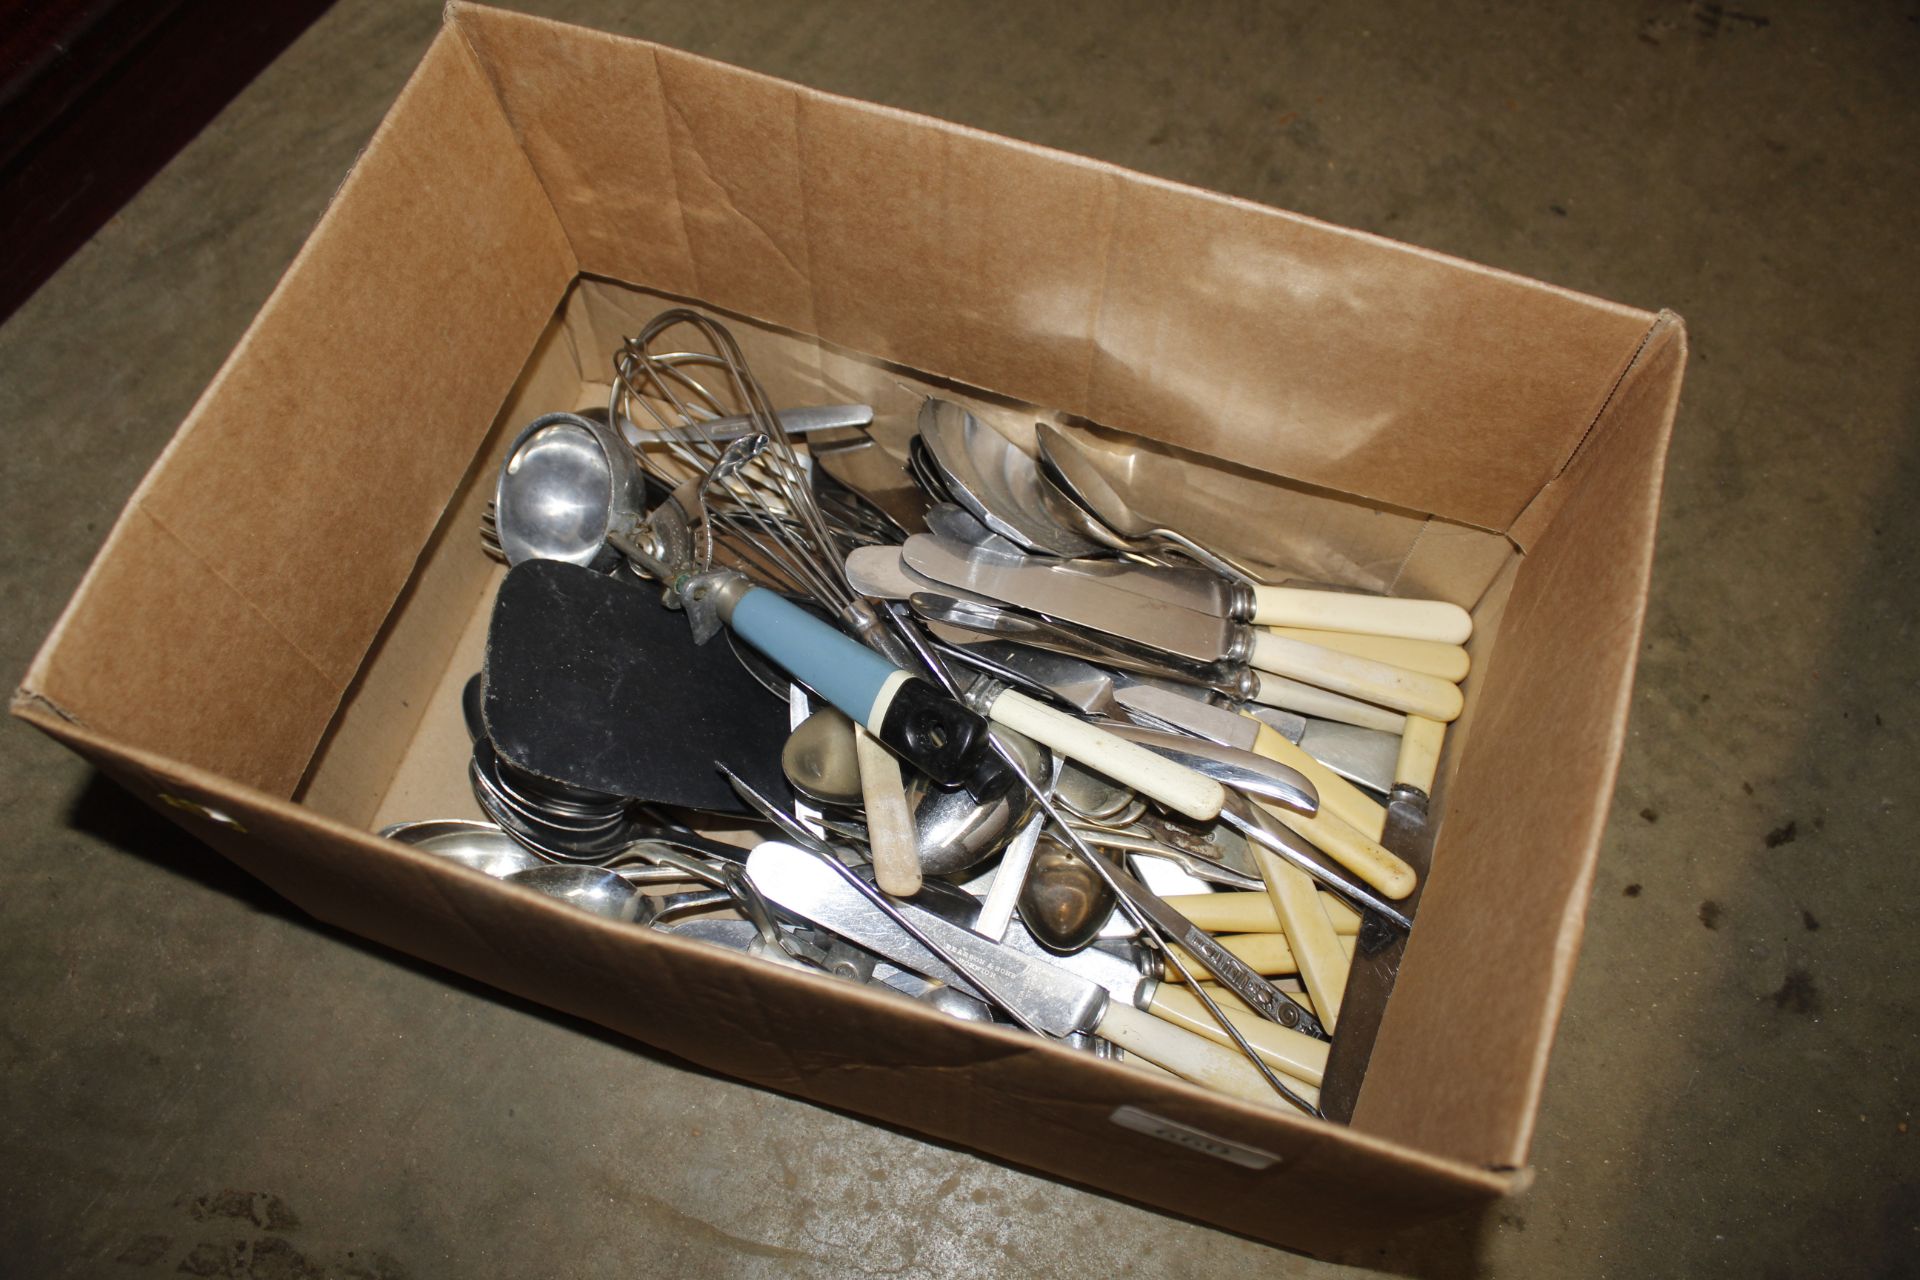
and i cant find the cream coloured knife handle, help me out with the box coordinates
[1262,801,1417,900]
[1247,632,1463,722]
[855,725,921,897]
[1163,891,1362,936]
[982,687,1226,822]
[1168,931,1359,979]
[1169,931,1301,976]
[1253,850,1347,1032]
[1144,984,1330,1086]
[1263,627,1470,682]
[1247,586,1472,644]
[1094,1000,1281,1107]
[1397,715,1447,795]
[1249,673,1407,734]
[1250,723,1388,841]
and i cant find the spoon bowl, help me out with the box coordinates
[495,411,647,567]
[1017,835,1119,954]
[917,400,1098,557]
[380,819,546,877]
[908,728,1051,876]
[1034,423,1262,582]
[503,864,643,920]
[782,706,865,806]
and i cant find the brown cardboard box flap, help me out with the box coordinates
[450,3,1658,533]
[18,700,1512,1253]
[1353,317,1685,1165]
[20,26,577,795]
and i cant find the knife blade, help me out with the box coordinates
[1010,553,1240,617]
[1116,685,1389,842]
[903,535,1245,666]
[853,542,1258,697]
[944,639,1219,718]
[1315,716,1443,1122]
[923,597,1262,700]
[1113,684,1262,751]
[1096,723,1320,817]
[745,841,1295,1106]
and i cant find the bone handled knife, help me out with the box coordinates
[1248,673,1407,735]
[895,528,1472,643]
[1315,715,1446,1123]
[967,680,1226,822]
[1242,587,1471,643]
[1110,687,1414,901]
[745,842,1291,1106]
[1247,632,1464,722]
[712,559,1226,821]
[902,535,1243,665]
[1263,628,1471,682]
[903,536,1463,719]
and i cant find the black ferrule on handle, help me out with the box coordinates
[876,677,990,786]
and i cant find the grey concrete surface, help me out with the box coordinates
[3,2,1915,1275]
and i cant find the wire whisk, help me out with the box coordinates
[611,310,884,612]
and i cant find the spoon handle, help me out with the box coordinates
[1246,586,1472,644]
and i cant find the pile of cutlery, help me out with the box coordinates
[386,310,1474,1120]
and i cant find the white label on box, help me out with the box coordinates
[1109,1106,1281,1169]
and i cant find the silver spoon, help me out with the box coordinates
[503,865,645,919]
[1017,834,1118,954]
[380,819,545,877]
[923,502,1024,556]
[917,400,1098,557]
[502,865,731,924]
[908,727,1051,877]
[781,706,865,806]
[1033,423,1262,582]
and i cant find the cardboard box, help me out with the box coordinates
[12,5,1683,1255]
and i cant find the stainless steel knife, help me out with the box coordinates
[902,537,1468,725]
[941,640,1215,719]
[903,535,1249,665]
[1145,687,1398,796]
[745,841,1313,1107]
[1259,710,1399,796]
[1314,773,1436,1122]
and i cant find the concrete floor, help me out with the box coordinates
[3,1,1915,1275]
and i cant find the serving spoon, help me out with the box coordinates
[917,400,1098,557]
[1033,423,1264,582]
